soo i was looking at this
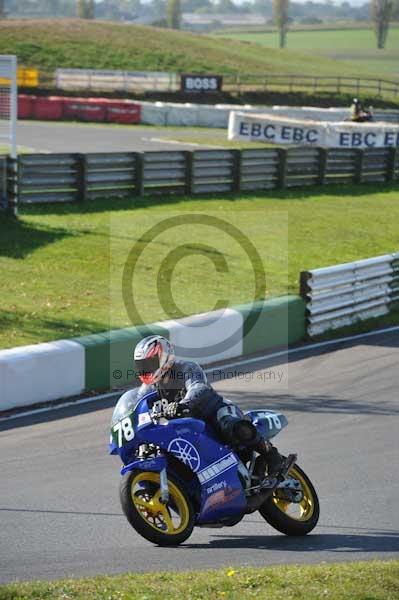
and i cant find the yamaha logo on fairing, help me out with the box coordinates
[167,438,201,472]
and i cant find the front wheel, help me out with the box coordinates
[259,463,319,536]
[120,470,195,546]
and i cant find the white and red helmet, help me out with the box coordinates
[134,335,175,385]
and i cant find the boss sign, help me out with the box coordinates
[181,74,223,93]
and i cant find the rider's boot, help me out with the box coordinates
[253,439,285,479]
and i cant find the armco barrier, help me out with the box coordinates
[0,156,9,213]
[0,296,305,410]
[14,146,399,206]
[18,154,79,204]
[0,156,16,216]
[300,254,399,336]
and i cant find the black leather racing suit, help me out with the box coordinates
[137,359,261,449]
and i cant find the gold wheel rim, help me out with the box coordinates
[272,466,315,522]
[131,472,190,535]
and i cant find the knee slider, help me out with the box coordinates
[232,419,259,446]
[219,416,259,446]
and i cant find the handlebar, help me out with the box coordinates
[150,405,191,420]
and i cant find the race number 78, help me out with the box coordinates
[113,417,135,447]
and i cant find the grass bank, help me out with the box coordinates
[0,560,398,600]
[1,184,399,349]
[0,19,392,82]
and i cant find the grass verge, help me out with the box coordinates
[0,560,398,600]
[0,18,395,83]
[213,27,399,79]
[1,183,399,350]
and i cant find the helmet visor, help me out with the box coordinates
[135,355,160,378]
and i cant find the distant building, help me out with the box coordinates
[182,13,268,32]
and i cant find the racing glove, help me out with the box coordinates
[164,402,181,419]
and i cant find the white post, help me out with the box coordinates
[10,54,17,159]
[0,54,17,158]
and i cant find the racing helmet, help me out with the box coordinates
[134,335,175,385]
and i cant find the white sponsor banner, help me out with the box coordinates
[228,111,399,148]
[56,69,177,92]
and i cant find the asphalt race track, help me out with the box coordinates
[16,121,216,153]
[1,330,398,583]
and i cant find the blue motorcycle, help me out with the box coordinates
[109,388,319,546]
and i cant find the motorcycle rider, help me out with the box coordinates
[133,335,285,479]
[350,98,373,122]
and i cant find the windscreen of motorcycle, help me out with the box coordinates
[111,388,141,428]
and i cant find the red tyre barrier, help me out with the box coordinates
[63,97,105,122]
[18,95,35,119]
[33,97,64,120]
[105,100,141,124]
[17,95,141,124]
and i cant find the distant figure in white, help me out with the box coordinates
[350,98,374,123]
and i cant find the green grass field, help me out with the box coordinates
[0,560,398,600]
[1,184,399,350]
[214,27,399,78]
[0,19,395,82]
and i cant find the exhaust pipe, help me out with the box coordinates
[245,487,274,512]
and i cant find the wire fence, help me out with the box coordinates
[27,70,399,101]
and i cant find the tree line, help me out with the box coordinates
[0,0,397,50]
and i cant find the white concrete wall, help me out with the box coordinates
[0,340,85,410]
[163,307,243,364]
[139,102,354,129]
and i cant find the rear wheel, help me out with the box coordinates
[120,470,195,546]
[259,463,319,536]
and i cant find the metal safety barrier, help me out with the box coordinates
[300,254,399,336]
[13,146,399,207]
[0,156,17,216]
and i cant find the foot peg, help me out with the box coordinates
[250,454,297,495]
[259,476,277,490]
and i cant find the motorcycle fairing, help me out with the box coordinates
[247,410,288,440]
[110,392,247,523]
[121,455,167,476]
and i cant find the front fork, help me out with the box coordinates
[159,467,169,504]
